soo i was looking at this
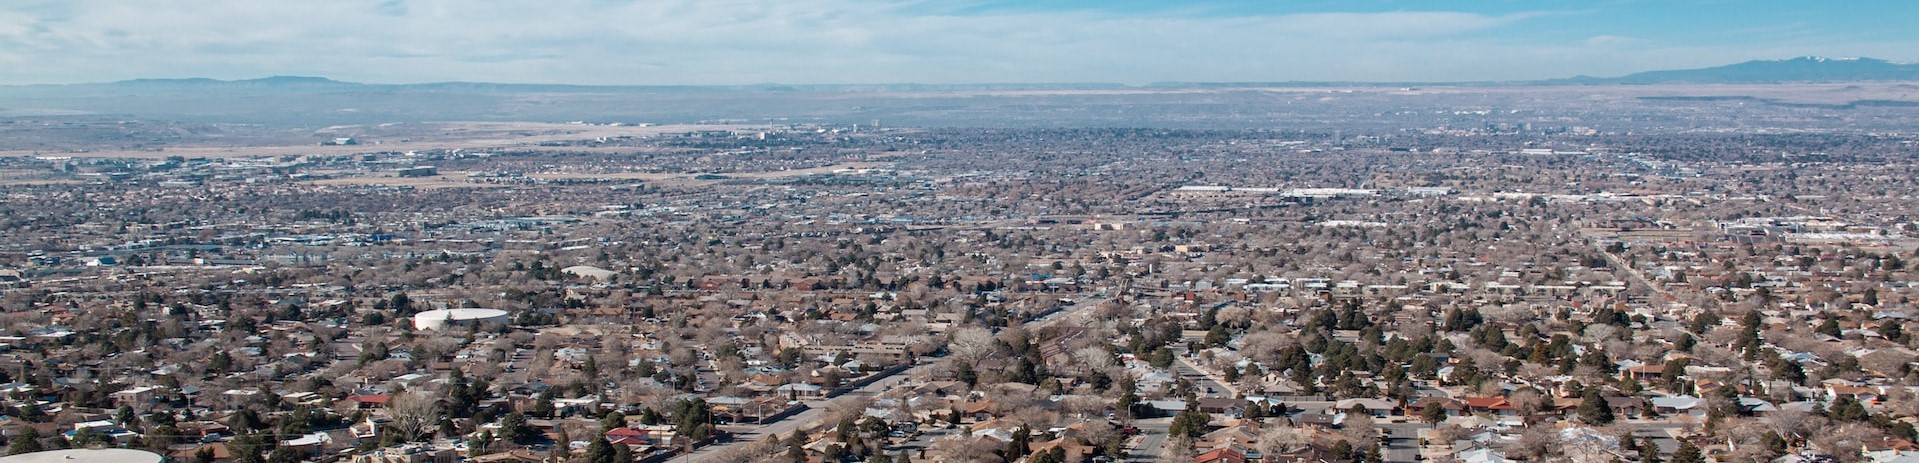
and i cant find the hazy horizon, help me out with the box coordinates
[1,1,1916,86]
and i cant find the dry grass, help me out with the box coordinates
[0,122,766,159]
[0,178,82,186]
[293,161,888,189]
[305,173,511,189]
[525,162,890,187]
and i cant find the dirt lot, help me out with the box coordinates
[0,122,764,159]
[297,161,892,189]
[304,173,513,189]
[525,161,889,184]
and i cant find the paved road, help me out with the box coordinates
[1598,245,1676,304]
[668,295,1111,463]
[1123,417,1173,463]
[1380,422,1430,463]
[1172,356,1236,398]
[671,373,910,463]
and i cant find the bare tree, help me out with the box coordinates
[1340,414,1379,451]
[1763,407,1828,443]
[1258,426,1314,455]
[1506,388,1546,419]
[949,327,998,366]
[1811,422,1888,463]
[1503,425,1562,462]
[1073,346,1114,372]
[1155,435,1197,463]
[386,392,442,443]
[928,435,1005,463]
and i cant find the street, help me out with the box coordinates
[666,295,1110,463]
[1123,417,1173,463]
[1172,356,1236,398]
[1379,422,1429,463]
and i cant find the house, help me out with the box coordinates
[1409,397,1465,418]
[1621,364,1665,382]
[1295,412,1340,430]
[1196,448,1249,463]
[1261,441,1341,463]
[1030,437,1097,463]
[1606,397,1648,418]
[1459,448,1516,463]
[605,427,656,446]
[169,443,232,462]
[1195,397,1248,416]
[777,383,823,399]
[280,432,333,458]
[66,420,139,444]
[349,443,457,463]
[1460,397,1516,416]
[345,393,392,409]
[1335,398,1397,417]
[1145,400,1190,417]
[509,382,553,397]
[110,386,165,411]
[1737,397,1780,415]
[1826,384,1886,403]
[1198,424,1263,450]
[962,401,998,422]
[177,421,232,442]
[280,391,323,407]
[469,450,545,463]
[1649,396,1705,417]
[351,416,383,439]
[914,381,967,397]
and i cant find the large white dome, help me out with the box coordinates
[412,308,510,330]
[0,449,166,463]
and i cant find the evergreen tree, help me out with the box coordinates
[585,436,616,463]
[1578,389,1614,425]
[1669,442,1703,463]
[6,428,43,455]
[1003,427,1031,460]
[1828,396,1869,422]
[1639,437,1662,463]
[532,390,557,418]
[469,431,495,458]
[1149,347,1175,369]
[1330,440,1354,460]
[673,398,714,442]
[1169,410,1211,438]
[1879,320,1906,343]
[498,412,538,444]
[1816,317,1843,337]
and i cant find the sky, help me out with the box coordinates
[0,0,1914,85]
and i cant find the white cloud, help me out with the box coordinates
[0,1,1910,85]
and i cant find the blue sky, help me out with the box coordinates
[0,0,1912,85]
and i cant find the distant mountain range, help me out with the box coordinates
[6,56,1916,94]
[1,56,1914,126]
[1547,56,1919,85]
[40,76,1129,94]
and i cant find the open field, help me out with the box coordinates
[295,162,893,189]
[0,169,80,186]
[0,122,766,159]
[303,173,513,189]
[526,161,891,184]
[0,178,82,186]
